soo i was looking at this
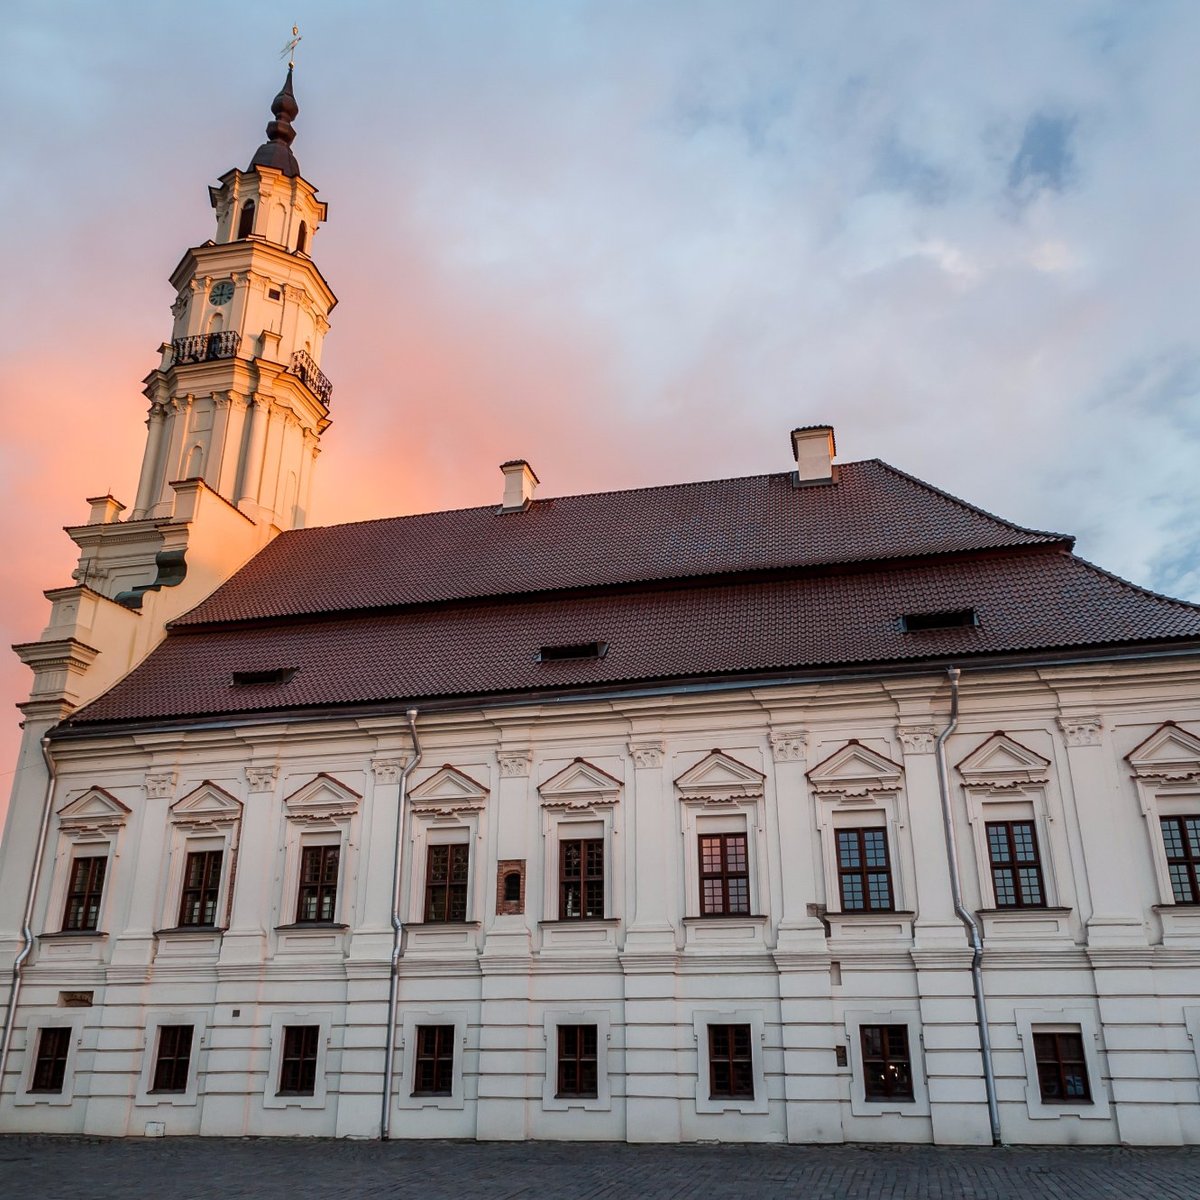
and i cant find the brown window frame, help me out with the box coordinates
[1033,1030,1092,1104]
[698,832,751,916]
[707,1023,754,1099]
[62,854,107,932]
[836,827,894,913]
[277,1024,320,1096]
[556,1024,599,1099]
[860,1024,914,1101]
[1160,815,1200,905]
[295,844,340,924]
[559,837,604,920]
[29,1026,71,1094]
[412,1024,455,1097]
[150,1024,194,1094]
[178,849,224,927]
[985,820,1046,908]
[424,843,470,923]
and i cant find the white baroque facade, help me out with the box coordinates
[3,70,1200,1146]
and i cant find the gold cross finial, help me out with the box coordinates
[281,24,302,70]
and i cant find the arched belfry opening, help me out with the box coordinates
[236,200,256,239]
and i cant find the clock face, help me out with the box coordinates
[209,280,234,306]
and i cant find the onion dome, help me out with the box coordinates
[249,67,300,178]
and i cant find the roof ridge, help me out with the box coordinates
[871,459,1071,546]
[1067,554,1200,614]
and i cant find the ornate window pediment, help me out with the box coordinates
[955,733,1051,790]
[674,750,765,805]
[169,781,243,831]
[1126,723,1200,783]
[56,787,131,835]
[282,773,362,822]
[538,758,622,811]
[408,765,489,816]
[806,741,903,798]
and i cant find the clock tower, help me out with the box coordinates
[14,68,337,722]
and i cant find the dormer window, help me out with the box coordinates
[899,608,978,632]
[536,642,608,663]
[236,200,256,240]
[231,667,297,686]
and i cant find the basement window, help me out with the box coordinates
[231,667,298,686]
[536,641,608,663]
[899,609,978,633]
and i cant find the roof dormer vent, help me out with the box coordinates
[499,460,539,512]
[791,425,836,485]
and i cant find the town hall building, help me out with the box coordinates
[3,69,1200,1145]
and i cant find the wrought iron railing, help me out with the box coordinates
[171,331,242,365]
[289,349,333,405]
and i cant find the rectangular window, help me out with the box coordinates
[62,855,107,932]
[860,1024,914,1101]
[178,849,223,927]
[277,1025,320,1096]
[708,1023,754,1099]
[836,828,893,912]
[1033,1030,1091,1103]
[559,838,604,919]
[295,844,339,924]
[29,1027,71,1094]
[699,833,750,916]
[986,821,1046,908]
[424,844,469,923]
[150,1024,194,1094]
[1160,815,1200,904]
[413,1025,455,1096]
[556,1024,598,1098]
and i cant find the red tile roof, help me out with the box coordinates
[70,551,1200,727]
[173,460,1067,626]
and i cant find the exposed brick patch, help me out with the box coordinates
[496,859,525,914]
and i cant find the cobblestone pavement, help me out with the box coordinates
[2,1137,1200,1200]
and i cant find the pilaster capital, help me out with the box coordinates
[371,756,409,784]
[1059,714,1103,747]
[144,771,177,799]
[245,765,279,793]
[769,727,808,763]
[897,725,938,755]
[498,750,532,778]
[628,740,665,769]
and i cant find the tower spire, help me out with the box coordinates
[249,67,300,178]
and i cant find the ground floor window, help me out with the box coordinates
[556,1024,598,1098]
[413,1025,455,1096]
[151,1024,194,1094]
[30,1027,71,1094]
[707,1023,754,1099]
[860,1024,913,1101]
[278,1025,320,1096]
[1033,1030,1091,1104]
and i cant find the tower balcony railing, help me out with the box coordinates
[289,349,333,406]
[171,331,242,365]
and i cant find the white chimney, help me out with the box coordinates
[499,459,539,511]
[791,425,836,483]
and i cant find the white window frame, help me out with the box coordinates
[538,758,623,923]
[844,1007,929,1117]
[13,1012,86,1107]
[396,1009,469,1111]
[692,1008,768,1115]
[135,1010,208,1107]
[541,1009,613,1112]
[263,1011,333,1110]
[161,782,242,931]
[277,775,362,929]
[1014,1007,1111,1120]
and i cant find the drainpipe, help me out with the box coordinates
[0,736,57,1100]
[381,709,421,1141]
[934,667,1002,1146]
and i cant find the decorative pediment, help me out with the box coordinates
[539,758,622,810]
[57,787,131,835]
[170,781,242,830]
[1126,723,1200,783]
[674,750,765,804]
[282,773,362,822]
[956,733,1051,789]
[409,765,489,815]
[806,741,903,797]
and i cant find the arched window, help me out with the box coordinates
[503,872,522,903]
[295,221,308,255]
[236,200,255,239]
[184,445,204,479]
